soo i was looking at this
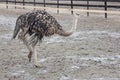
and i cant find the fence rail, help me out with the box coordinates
[0,0,120,18]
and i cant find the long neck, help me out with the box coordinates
[70,14,78,32]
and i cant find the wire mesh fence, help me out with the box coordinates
[0,0,120,18]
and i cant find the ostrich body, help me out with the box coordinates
[12,10,77,67]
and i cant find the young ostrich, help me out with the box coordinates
[12,10,78,67]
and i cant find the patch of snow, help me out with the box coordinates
[70,32,81,38]
[70,31,120,39]
[60,75,70,80]
[0,33,12,39]
[39,58,47,62]
[0,15,16,29]
[38,70,47,74]
[92,78,120,80]
[66,55,120,64]
[71,66,80,69]
[108,32,120,38]
[38,55,120,66]
[45,36,65,44]
[11,70,25,76]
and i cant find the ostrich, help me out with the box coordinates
[12,10,78,67]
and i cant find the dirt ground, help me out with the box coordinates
[0,8,120,80]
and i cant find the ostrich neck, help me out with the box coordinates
[70,15,78,32]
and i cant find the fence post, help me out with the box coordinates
[23,0,25,9]
[71,0,73,14]
[105,0,107,18]
[57,0,59,14]
[87,0,89,16]
[15,0,16,9]
[43,0,46,10]
[34,0,36,9]
[6,0,8,9]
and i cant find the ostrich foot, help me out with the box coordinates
[34,63,43,68]
[28,52,32,62]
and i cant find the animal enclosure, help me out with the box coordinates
[0,0,120,18]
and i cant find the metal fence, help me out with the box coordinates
[1,0,120,18]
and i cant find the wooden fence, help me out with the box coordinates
[1,0,120,18]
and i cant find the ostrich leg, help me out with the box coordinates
[29,36,42,68]
[19,33,42,67]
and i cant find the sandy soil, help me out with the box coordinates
[0,8,120,80]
